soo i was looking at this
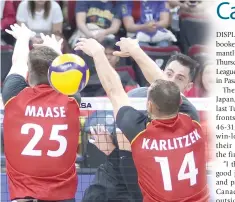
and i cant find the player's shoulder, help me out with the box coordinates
[68,92,81,105]
[68,96,80,108]
[116,106,148,143]
[180,95,200,122]
[2,74,29,104]
[6,85,50,105]
[179,112,201,130]
[4,86,31,107]
[117,106,147,124]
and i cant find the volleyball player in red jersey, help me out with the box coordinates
[2,24,80,202]
[75,38,209,202]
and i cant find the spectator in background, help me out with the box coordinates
[121,1,176,46]
[81,38,138,97]
[185,61,214,98]
[181,59,214,166]
[16,0,63,45]
[195,61,214,166]
[69,1,122,48]
[198,61,214,97]
[1,0,16,45]
[168,0,210,17]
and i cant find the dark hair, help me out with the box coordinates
[197,60,213,95]
[28,46,59,84]
[102,38,119,51]
[165,53,198,82]
[28,1,51,19]
[148,79,181,116]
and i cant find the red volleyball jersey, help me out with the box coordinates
[4,85,80,200]
[131,113,209,202]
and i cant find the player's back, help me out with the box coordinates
[131,113,209,202]
[4,85,80,200]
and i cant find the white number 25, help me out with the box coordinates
[155,151,198,191]
[21,123,68,157]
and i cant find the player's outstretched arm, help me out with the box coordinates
[74,38,130,118]
[33,33,63,55]
[113,38,165,84]
[5,23,35,78]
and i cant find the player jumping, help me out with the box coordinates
[3,24,80,202]
[75,38,209,202]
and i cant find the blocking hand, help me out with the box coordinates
[74,38,104,57]
[113,37,140,58]
[5,23,36,40]
[33,33,63,54]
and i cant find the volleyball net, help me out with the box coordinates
[0,97,213,202]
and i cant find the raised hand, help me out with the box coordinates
[5,23,36,40]
[89,124,116,155]
[74,38,104,57]
[113,37,140,58]
[33,33,63,54]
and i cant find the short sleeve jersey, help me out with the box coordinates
[3,75,80,200]
[116,106,209,202]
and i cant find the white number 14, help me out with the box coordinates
[155,151,198,191]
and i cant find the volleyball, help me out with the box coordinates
[48,54,90,95]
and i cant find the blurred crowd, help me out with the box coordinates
[1,0,214,160]
[1,0,212,97]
